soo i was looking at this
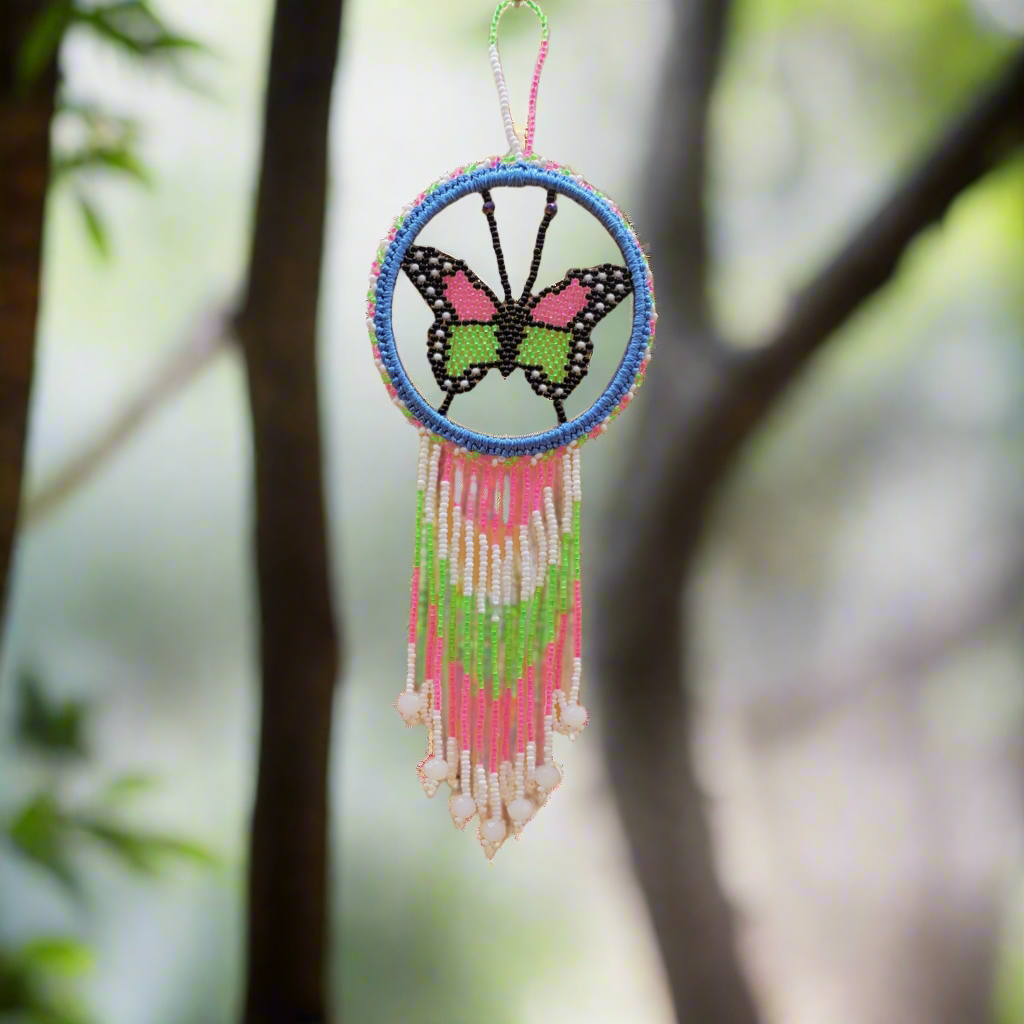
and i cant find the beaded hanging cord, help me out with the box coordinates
[370,1,656,860]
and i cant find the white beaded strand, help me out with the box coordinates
[477,533,489,617]
[543,483,559,568]
[561,450,572,539]
[488,43,522,158]
[531,507,547,587]
[518,523,533,603]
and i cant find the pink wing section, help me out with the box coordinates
[445,270,499,321]
[530,278,589,327]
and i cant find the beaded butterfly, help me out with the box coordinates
[402,188,634,425]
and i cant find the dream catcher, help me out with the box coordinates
[367,0,656,859]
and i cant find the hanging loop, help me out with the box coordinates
[489,1,549,159]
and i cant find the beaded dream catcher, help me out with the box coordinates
[368,0,655,859]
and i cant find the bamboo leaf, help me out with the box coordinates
[18,939,93,978]
[76,195,110,259]
[75,818,217,874]
[7,794,80,894]
[16,1,74,92]
[15,672,88,761]
[90,146,150,185]
[79,1,204,58]
[96,773,158,806]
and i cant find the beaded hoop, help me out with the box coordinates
[375,1,656,861]
[368,157,656,457]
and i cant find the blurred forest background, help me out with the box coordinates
[1,1,1023,1023]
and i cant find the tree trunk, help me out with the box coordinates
[236,0,344,1021]
[0,0,56,630]
[594,13,1024,1024]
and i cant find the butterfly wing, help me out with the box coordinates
[519,263,633,404]
[401,245,502,400]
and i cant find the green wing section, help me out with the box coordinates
[446,324,500,379]
[518,326,569,386]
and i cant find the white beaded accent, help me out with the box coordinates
[450,791,476,830]
[490,542,502,609]
[518,525,532,601]
[572,447,582,503]
[446,737,458,789]
[534,760,561,799]
[423,719,448,798]
[424,442,441,524]
[508,751,532,834]
[451,506,463,595]
[561,453,572,536]
[438,476,450,560]
[499,760,513,805]
[570,656,582,703]
[463,509,475,598]
[405,641,417,692]
[416,433,429,492]
[489,43,522,158]
[543,485,559,566]
[433,710,443,759]
[531,510,547,581]
[477,534,489,615]
[502,537,514,608]
[488,772,502,821]
[474,764,488,813]
[396,684,422,725]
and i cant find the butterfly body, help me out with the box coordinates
[400,189,632,424]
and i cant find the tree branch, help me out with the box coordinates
[0,0,57,627]
[644,0,732,332]
[594,31,1024,1024]
[22,302,232,528]
[746,46,1024,400]
[595,3,765,1024]
[236,0,343,1021]
[747,521,1024,744]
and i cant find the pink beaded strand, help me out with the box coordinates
[524,39,547,156]
[489,692,500,775]
[501,688,511,764]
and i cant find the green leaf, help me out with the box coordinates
[0,946,32,1010]
[79,1,205,58]
[7,794,79,893]
[18,939,93,978]
[15,672,88,761]
[75,818,217,875]
[55,99,139,138]
[90,146,150,185]
[75,195,109,259]
[97,773,157,806]
[53,145,151,187]
[16,1,74,92]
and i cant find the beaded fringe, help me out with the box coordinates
[394,431,588,859]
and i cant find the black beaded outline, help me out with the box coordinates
[398,188,633,426]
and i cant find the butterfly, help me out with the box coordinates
[401,188,633,425]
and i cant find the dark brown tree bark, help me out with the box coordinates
[0,0,56,629]
[594,7,1024,1019]
[236,0,344,1021]
[594,4,764,1023]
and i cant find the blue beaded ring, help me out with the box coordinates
[368,156,655,459]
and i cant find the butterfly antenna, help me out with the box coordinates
[480,190,512,302]
[520,190,558,303]
[439,392,455,417]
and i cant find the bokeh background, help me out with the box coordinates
[1,1,1023,1023]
